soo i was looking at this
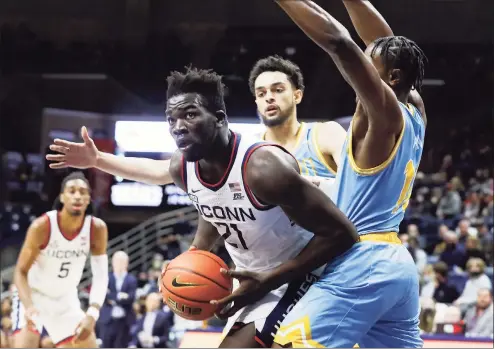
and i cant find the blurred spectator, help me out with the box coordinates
[464,192,481,224]
[431,262,460,304]
[454,258,492,309]
[463,288,493,337]
[432,224,453,256]
[420,264,436,299]
[456,219,478,245]
[419,297,436,333]
[137,269,161,299]
[460,237,487,269]
[408,236,428,274]
[436,183,462,219]
[407,224,426,249]
[99,251,137,348]
[439,231,466,270]
[129,293,173,348]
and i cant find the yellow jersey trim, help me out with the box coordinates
[261,122,306,154]
[312,123,337,175]
[347,111,406,176]
[358,232,402,244]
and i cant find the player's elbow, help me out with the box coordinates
[323,31,353,54]
[13,267,28,286]
[333,222,359,252]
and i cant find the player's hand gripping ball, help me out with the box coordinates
[160,250,233,320]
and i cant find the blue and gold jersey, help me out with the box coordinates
[331,103,425,235]
[262,122,337,178]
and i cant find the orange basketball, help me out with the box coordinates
[161,250,233,321]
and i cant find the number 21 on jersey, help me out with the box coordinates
[393,160,416,214]
[213,222,248,250]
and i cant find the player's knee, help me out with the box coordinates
[40,336,55,348]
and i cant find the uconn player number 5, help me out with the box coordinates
[58,261,71,278]
[213,222,248,250]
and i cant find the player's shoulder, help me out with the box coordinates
[30,213,51,232]
[245,145,299,181]
[25,213,51,244]
[91,217,107,232]
[407,90,427,126]
[316,121,346,140]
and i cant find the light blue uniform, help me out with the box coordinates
[274,103,426,348]
[291,122,337,179]
[262,122,337,179]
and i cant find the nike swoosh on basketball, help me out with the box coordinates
[171,276,205,288]
[191,188,202,193]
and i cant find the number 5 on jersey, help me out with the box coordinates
[58,261,71,278]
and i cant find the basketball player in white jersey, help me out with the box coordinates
[165,67,357,347]
[12,172,109,348]
[47,67,357,348]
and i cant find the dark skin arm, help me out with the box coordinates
[275,0,403,170]
[342,0,427,125]
[169,150,220,251]
[246,146,358,289]
[212,146,358,317]
[14,216,50,312]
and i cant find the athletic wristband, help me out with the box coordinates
[86,306,100,321]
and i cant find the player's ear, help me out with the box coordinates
[293,89,303,105]
[388,69,402,88]
[59,193,64,204]
[215,110,227,127]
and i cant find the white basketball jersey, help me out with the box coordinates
[28,210,92,298]
[183,132,314,273]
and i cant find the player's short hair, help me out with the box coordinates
[166,67,226,113]
[53,171,93,214]
[371,36,428,92]
[248,55,305,95]
[59,171,90,193]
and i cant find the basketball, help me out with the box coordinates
[161,250,233,321]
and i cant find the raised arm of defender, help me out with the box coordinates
[275,0,403,134]
[46,126,173,185]
[342,0,427,122]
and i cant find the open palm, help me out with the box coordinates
[45,126,99,169]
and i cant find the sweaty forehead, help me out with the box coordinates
[255,71,291,89]
[166,93,203,113]
[64,179,89,191]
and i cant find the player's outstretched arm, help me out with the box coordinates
[168,151,220,252]
[276,0,403,134]
[246,146,358,289]
[46,126,173,185]
[13,216,50,314]
[342,0,393,47]
[341,0,427,122]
